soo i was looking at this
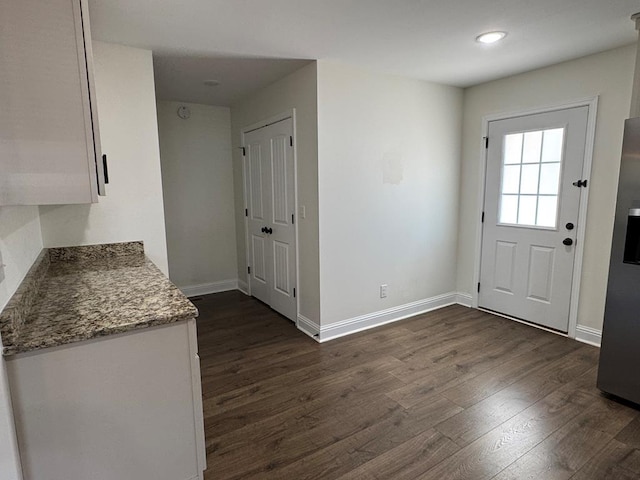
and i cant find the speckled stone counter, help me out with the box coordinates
[0,242,198,356]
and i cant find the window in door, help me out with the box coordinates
[499,128,565,228]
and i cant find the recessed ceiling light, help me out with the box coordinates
[476,31,507,44]
[204,79,220,87]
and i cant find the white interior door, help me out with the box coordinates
[479,106,589,332]
[245,118,297,321]
[246,131,270,305]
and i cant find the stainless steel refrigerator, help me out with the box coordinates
[598,116,640,404]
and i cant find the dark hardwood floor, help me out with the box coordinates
[194,291,640,480]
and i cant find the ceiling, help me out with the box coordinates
[152,55,311,106]
[89,0,640,106]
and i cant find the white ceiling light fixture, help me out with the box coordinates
[476,31,507,44]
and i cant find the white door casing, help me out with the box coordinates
[479,106,589,332]
[244,117,297,321]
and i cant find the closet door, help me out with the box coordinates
[245,118,297,321]
[246,127,272,306]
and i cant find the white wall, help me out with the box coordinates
[39,42,169,274]
[0,206,42,480]
[230,62,320,322]
[317,61,464,325]
[0,208,42,311]
[458,45,636,332]
[157,101,237,291]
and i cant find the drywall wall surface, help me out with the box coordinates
[39,42,169,275]
[0,205,42,480]
[0,207,42,311]
[458,44,636,332]
[157,101,237,290]
[230,62,320,323]
[317,60,464,325]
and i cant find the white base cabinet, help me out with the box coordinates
[6,320,206,480]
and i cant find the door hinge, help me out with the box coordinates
[292,213,295,224]
[477,282,481,293]
[241,147,246,156]
[481,211,485,223]
[248,266,251,274]
[293,287,296,298]
[572,179,588,188]
[484,137,489,149]
[290,136,293,147]
[245,208,248,217]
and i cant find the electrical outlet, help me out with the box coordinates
[299,205,306,219]
[380,284,387,298]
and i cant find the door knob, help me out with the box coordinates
[261,227,266,233]
[266,227,273,234]
[566,223,574,230]
[563,238,573,246]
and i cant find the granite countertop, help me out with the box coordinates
[0,242,198,356]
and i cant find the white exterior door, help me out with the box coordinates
[245,118,297,321]
[479,106,589,332]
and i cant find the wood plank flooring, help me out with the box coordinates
[195,291,640,480]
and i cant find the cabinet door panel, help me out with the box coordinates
[0,0,100,205]
[7,321,204,480]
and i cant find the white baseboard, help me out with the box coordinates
[575,324,602,347]
[297,314,320,340]
[291,288,601,348]
[455,292,473,307]
[318,292,459,342]
[180,279,238,298]
[237,279,249,295]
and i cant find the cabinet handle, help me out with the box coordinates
[102,154,109,184]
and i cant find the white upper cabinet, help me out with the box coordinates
[0,0,105,205]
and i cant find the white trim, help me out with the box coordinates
[242,111,294,133]
[241,130,251,295]
[471,128,488,309]
[318,292,458,342]
[292,109,301,325]
[567,98,598,339]
[179,280,238,298]
[472,97,599,341]
[297,314,320,340]
[575,325,602,347]
[455,292,473,307]
[186,320,207,478]
[481,97,600,123]
[237,279,249,295]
